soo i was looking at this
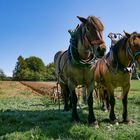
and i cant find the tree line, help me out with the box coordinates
[0,56,56,81]
[0,69,6,80]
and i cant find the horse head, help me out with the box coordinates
[125,31,140,64]
[77,16,106,59]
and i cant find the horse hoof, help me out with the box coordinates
[94,120,99,128]
[72,119,81,124]
[104,109,109,113]
[122,120,134,125]
[110,120,119,125]
[89,121,99,128]
[72,117,81,123]
[115,122,119,125]
[63,108,70,112]
[95,123,99,128]
[102,107,109,112]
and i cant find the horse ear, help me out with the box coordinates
[124,30,131,38]
[77,16,87,23]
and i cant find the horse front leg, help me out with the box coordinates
[68,80,80,122]
[122,84,130,123]
[87,84,98,126]
[71,89,80,122]
[109,91,117,123]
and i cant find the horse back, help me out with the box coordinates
[54,50,69,76]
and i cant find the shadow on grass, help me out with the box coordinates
[129,96,140,105]
[0,109,74,138]
[0,108,92,139]
[0,105,139,139]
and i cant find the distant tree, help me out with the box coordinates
[0,69,6,80]
[25,56,46,81]
[13,56,46,81]
[13,56,28,80]
[45,62,56,81]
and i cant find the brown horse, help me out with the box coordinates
[54,16,106,125]
[94,31,140,124]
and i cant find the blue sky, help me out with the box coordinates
[0,0,140,76]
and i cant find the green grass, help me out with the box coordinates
[0,80,140,140]
[130,80,140,90]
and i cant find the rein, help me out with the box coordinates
[126,44,140,61]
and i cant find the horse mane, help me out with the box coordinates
[106,36,127,68]
[87,16,104,31]
[106,37,126,59]
[76,16,104,36]
[113,37,126,52]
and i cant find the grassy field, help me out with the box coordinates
[0,81,140,140]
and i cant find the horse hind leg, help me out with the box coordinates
[109,92,117,124]
[61,84,71,111]
[102,89,110,112]
[97,87,109,112]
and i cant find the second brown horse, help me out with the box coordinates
[94,31,140,124]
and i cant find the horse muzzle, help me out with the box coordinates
[96,44,106,58]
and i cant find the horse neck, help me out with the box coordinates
[74,28,91,60]
[112,38,132,67]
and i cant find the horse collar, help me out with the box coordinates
[68,34,95,67]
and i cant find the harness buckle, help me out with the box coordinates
[124,67,133,73]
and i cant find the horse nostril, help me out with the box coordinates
[97,46,101,52]
[102,48,106,52]
[97,46,106,56]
